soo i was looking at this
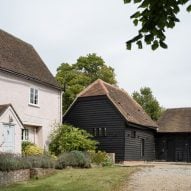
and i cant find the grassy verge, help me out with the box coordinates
[0,166,137,191]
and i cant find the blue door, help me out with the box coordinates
[3,124,15,153]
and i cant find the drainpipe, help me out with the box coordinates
[60,91,63,123]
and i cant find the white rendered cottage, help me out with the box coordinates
[0,29,62,153]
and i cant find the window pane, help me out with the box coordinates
[99,128,102,136]
[21,129,24,140]
[30,88,34,104]
[93,128,97,136]
[103,128,107,136]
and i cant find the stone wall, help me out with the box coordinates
[0,168,56,186]
[0,169,30,186]
[30,168,56,179]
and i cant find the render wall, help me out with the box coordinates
[0,71,62,149]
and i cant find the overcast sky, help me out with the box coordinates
[0,0,190,108]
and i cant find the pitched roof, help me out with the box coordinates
[0,104,23,125]
[158,108,191,132]
[77,79,157,129]
[0,104,9,116]
[0,29,60,89]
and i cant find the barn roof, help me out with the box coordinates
[76,79,158,129]
[0,29,60,90]
[158,108,191,132]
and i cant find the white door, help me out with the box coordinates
[2,124,15,153]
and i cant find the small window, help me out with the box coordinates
[22,129,29,141]
[131,130,136,138]
[103,128,107,136]
[93,128,97,137]
[98,128,102,136]
[30,88,38,105]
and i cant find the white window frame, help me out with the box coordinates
[22,129,29,141]
[29,87,39,106]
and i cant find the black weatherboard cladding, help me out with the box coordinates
[64,95,156,161]
[64,95,125,161]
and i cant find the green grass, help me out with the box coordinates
[0,166,137,191]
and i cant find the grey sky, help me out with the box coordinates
[0,0,190,108]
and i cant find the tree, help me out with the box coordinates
[49,124,98,156]
[56,53,117,112]
[132,87,164,120]
[124,0,191,50]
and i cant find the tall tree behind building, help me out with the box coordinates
[56,53,117,112]
[132,87,164,120]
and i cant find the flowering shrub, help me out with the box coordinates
[23,145,43,156]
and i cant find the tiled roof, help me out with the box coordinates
[0,104,23,125]
[158,108,191,132]
[0,29,60,89]
[78,79,158,129]
[0,104,9,116]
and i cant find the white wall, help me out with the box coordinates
[0,106,23,153]
[0,71,62,149]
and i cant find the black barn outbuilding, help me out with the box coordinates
[156,108,191,162]
[63,79,158,162]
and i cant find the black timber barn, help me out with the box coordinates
[156,108,191,162]
[63,79,158,162]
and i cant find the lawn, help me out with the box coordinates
[0,166,137,191]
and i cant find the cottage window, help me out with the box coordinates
[22,129,29,141]
[131,130,136,138]
[30,88,38,105]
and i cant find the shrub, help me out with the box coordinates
[88,151,113,166]
[0,153,31,172]
[55,151,90,169]
[49,124,98,155]
[0,153,55,171]
[24,145,43,156]
[22,141,35,154]
[26,155,55,168]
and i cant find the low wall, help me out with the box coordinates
[0,169,30,186]
[0,168,56,186]
[30,168,56,179]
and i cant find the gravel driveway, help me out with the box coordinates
[125,164,191,191]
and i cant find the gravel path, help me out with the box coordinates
[125,164,191,191]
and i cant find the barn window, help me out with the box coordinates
[98,128,102,136]
[131,130,136,138]
[93,128,97,136]
[22,129,29,141]
[103,128,107,136]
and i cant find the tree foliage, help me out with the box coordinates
[49,124,98,156]
[124,0,191,50]
[56,53,117,112]
[132,87,164,120]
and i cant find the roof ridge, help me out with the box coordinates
[98,79,109,94]
[166,107,191,110]
[77,79,107,97]
[102,80,148,112]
